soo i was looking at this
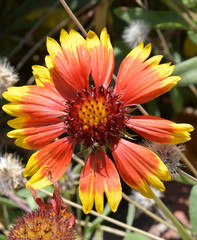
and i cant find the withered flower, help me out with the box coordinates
[8,171,76,240]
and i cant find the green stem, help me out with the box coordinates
[153,194,194,240]
[162,0,197,31]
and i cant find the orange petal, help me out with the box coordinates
[79,149,122,214]
[44,53,78,100]
[8,117,63,129]
[87,28,115,88]
[7,121,65,149]
[49,64,77,100]
[32,65,53,87]
[25,137,75,189]
[111,138,171,198]
[3,86,66,118]
[115,42,180,105]
[126,115,194,144]
[46,30,90,96]
[7,117,65,149]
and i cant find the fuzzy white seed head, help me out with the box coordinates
[131,187,163,212]
[143,141,185,178]
[0,153,26,192]
[122,20,150,48]
[0,58,19,95]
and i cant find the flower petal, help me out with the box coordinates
[115,42,181,105]
[24,137,75,189]
[46,55,77,100]
[87,28,115,88]
[46,29,90,94]
[7,121,65,149]
[2,86,65,118]
[7,117,65,149]
[32,65,53,87]
[8,117,63,129]
[111,138,171,198]
[79,149,122,214]
[126,115,194,144]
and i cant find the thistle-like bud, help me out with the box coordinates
[131,187,163,212]
[8,171,76,240]
[0,58,19,95]
[143,141,185,178]
[0,152,26,192]
[122,20,150,48]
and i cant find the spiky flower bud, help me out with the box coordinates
[122,20,150,48]
[143,141,185,178]
[8,171,76,240]
[0,152,26,192]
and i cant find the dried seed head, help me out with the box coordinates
[122,20,150,48]
[143,141,185,178]
[8,172,76,240]
[0,58,19,95]
[8,208,76,240]
[131,187,163,213]
[0,152,26,192]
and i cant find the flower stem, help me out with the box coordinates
[178,151,197,178]
[162,0,197,31]
[76,219,127,238]
[177,169,197,183]
[122,192,177,232]
[153,194,194,240]
[136,104,149,115]
[155,28,173,61]
[39,188,165,240]
[60,0,87,37]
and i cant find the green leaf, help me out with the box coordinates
[91,229,103,240]
[173,57,197,86]
[72,163,83,174]
[0,234,7,240]
[124,233,151,240]
[0,197,18,208]
[83,215,90,236]
[126,203,135,233]
[189,185,197,233]
[114,7,189,29]
[17,185,53,198]
[169,87,183,113]
[146,99,161,117]
[188,30,197,45]
[182,0,197,9]
[175,174,197,185]
[84,204,111,240]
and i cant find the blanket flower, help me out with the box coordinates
[3,28,193,214]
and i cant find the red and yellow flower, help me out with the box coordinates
[3,28,193,214]
[8,171,76,239]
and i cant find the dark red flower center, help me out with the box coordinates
[65,85,127,147]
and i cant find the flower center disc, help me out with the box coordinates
[78,94,107,129]
[65,85,127,147]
